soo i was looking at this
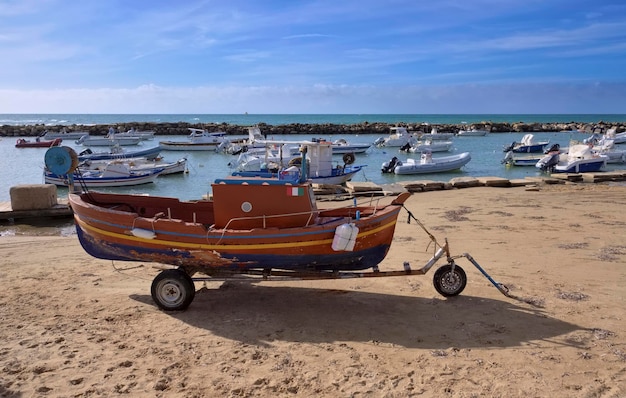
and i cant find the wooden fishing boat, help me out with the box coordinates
[68,165,409,310]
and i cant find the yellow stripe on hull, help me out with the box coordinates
[75,214,398,252]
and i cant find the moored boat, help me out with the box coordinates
[374,127,418,147]
[43,129,90,140]
[159,128,229,151]
[457,128,488,136]
[503,134,549,153]
[15,138,62,148]
[401,140,453,153]
[502,151,545,167]
[327,138,371,154]
[77,145,162,161]
[381,152,471,175]
[79,157,188,175]
[536,143,607,173]
[232,139,364,185]
[44,162,163,187]
[76,134,142,146]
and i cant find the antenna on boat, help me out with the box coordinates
[299,145,308,183]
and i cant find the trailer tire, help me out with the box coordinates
[433,263,466,297]
[151,269,196,311]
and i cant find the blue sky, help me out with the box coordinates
[1,0,625,114]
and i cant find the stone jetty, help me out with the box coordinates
[1,120,625,138]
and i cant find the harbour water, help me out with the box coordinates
[1,127,623,203]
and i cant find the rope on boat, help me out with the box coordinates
[401,205,442,253]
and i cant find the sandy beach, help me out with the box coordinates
[1,183,625,397]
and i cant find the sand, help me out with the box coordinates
[1,183,625,397]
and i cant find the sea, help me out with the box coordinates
[1,114,625,204]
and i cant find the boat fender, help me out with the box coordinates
[332,223,359,251]
[130,228,156,239]
[288,157,302,167]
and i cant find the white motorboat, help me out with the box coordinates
[402,140,453,153]
[381,152,471,175]
[503,134,550,153]
[591,139,626,163]
[418,128,455,141]
[159,128,229,151]
[42,129,90,140]
[536,143,608,173]
[502,151,546,167]
[232,144,299,172]
[605,128,626,144]
[374,127,418,147]
[75,134,141,146]
[457,129,488,136]
[114,128,156,140]
[328,138,371,154]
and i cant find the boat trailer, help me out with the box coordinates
[149,205,512,311]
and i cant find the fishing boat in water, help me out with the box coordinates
[15,138,62,148]
[231,137,364,185]
[44,162,163,187]
[77,145,162,161]
[159,128,230,151]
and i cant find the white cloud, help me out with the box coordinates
[1,82,625,114]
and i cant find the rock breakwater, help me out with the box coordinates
[1,120,624,138]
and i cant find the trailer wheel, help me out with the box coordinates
[151,269,196,311]
[433,263,467,297]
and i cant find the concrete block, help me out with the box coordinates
[9,184,58,210]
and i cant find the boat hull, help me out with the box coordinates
[511,143,549,153]
[68,190,410,273]
[554,158,607,173]
[159,142,221,151]
[78,146,162,161]
[331,144,371,154]
[45,170,161,187]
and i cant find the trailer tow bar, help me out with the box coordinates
[453,253,510,297]
[403,205,512,299]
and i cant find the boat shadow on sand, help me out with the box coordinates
[130,283,584,349]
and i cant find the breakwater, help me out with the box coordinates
[1,120,624,138]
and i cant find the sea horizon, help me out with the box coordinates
[1,113,626,127]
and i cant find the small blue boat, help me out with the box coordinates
[503,134,549,153]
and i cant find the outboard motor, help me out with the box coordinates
[381,156,400,173]
[502,141,516,152]
[399,143,411,152]
[536,153,560,172]
[543,143,560,154]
